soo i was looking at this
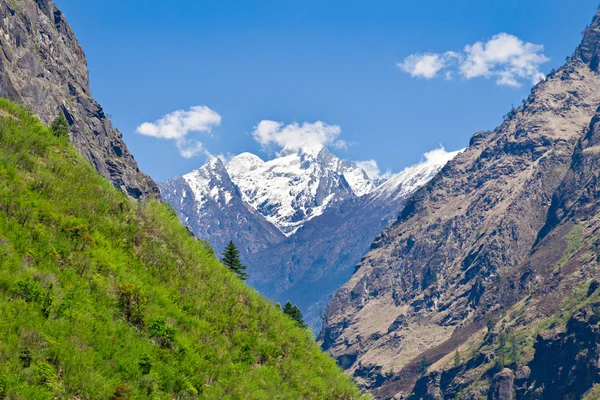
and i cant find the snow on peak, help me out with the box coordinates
[374,146,463,201]
[227,152,264,177]
[183,157,237,208]
[178,144,460,237]
[225,145,375,235]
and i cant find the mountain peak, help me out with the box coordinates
[227,152,265,177]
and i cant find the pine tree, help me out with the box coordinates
[50,111,70,140]
[453,349,461,368]
[221,240,248,281]
[282,301,306,328]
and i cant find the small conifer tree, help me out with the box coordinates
[221,240,248,281]
[50,111,70,140]
[453,349,461,368]
[282,301,306,328]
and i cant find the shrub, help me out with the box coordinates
[110,384,131,400]
[148,317,176,348]
[13,279,43,303]
[50,112,70,140]
[117,283,146,325]
[19,348,32,368]
[33,362,57,387]
[138,354,152,375]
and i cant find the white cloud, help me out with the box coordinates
[421,146,458,164]
[176,140,204,159]
[136,106,221,158]
[398,33,549,87]
[398,52,459,79]
[251,120,346,150]
[355,159,392,180]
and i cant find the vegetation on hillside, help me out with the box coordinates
[221,240,248,281]
[0,99,363,399]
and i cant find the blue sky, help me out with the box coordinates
[55,0,600,181]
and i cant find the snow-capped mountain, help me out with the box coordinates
[159,145,461,331]
[371,147,463,202]
[245,147,462,331]
[227,143,375,235]
[160,157,285,254]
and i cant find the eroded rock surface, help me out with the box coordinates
[0,0,158,198]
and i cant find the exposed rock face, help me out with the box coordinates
[520,303,600,399]
[321,8,600,397]
[0,0,159,198]
[489,369,515,400]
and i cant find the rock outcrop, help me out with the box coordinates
[0,0,159,198]
[321,7,600,398]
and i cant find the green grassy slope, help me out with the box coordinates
[0,99,363,399]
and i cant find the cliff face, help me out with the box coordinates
[0,0,159,198]
[321,9,600,398]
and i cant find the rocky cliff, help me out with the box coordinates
[0,0,158,198]
[321,8,600,398]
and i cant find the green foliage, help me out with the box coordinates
[558,224,584,267]
[117,282,146,326]
[50,111,70,140]
[13,278,43,303]
[19,349,32,368]
[41,283,53,318]
[282,301,307,328]
[138,354,152,375]
[0,99,363,399]
[148,317,176,348]
[453,349,462,368]
[33,362,58,388]
[221,240,248,281]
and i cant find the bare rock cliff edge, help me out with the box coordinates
[0,0,159,199]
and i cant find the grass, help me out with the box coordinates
[557,224,584,267]
[0,99,364,399]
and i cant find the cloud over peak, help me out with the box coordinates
[136,106,221,158]
[398,33,549,87]
[355,159,392,181]
[251,120,346,151]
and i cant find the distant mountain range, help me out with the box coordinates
[160,144,461,330]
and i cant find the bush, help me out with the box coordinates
[117,283,146,325]
[148,317,176,348]
[19,348,32,368]
[33,362,57,387]
[13,279,43,303]
[138,354,152,375]
[50,112,70,140]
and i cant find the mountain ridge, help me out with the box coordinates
[320,6,600,398]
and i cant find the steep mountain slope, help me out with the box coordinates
[0,0,158,199]
[0,99,363,399]
[321,9,600,397]
[246,148,462,332]
[160,157,285,255]
[228,144,374,235]
[410,92,600,400]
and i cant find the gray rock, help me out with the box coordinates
[488,369,515,400]
[0,0,159,199]
[322,7,600,399]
